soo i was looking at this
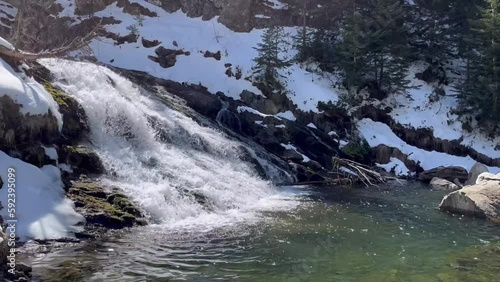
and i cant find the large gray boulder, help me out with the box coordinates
[418,166,469,183]
[439,180,500,220]
[430,177,460,191]
[465,162,489,186]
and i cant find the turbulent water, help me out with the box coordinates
[31,183,500,281]
[42,59,297,230]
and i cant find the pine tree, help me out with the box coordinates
[336,7,368,94]
[408,0,456,65]
[292,25,314,62]
[252,26,292,87]
[336,0,411,99]
[458,0,500,124]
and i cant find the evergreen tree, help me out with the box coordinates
[292,25,314,62]
[458,0,500,124]
[408,0,456,64]
[252,26,292,87]
[336,7,368,93]
[336,0,411,99]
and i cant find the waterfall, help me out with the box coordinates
[41,59,299,231]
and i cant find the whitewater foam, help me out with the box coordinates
[41,59,300,231]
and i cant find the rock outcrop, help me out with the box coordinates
[418,166,469,183]
[439,179,500,220]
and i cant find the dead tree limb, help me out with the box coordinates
[332,157,388,187]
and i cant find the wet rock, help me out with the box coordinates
[281,149,304,163]
[430,177,460,191]
[58,146,105,175]
[418,166,469,183]
[439,180,500,220]
[67,182,146,230]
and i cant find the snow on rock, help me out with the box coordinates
[276,111,296,121]
[0,36,14,50]
[281,143,311,162]
[307,123,317,129]
[0,57,63,129]
[358,118,500,173]
[265,0,287,10]
[0,151,83,240]
[377,158,410,176]
[42,146,59,161]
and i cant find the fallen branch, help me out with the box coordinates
[332,157,388,187]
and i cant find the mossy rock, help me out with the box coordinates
[67,181,146,229]
[42,81,89,143]
[59,145,105,175]
[341,139,372,165]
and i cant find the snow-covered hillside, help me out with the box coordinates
[62,0,500,176]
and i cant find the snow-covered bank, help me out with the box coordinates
[0,151,83,240]
[358,118,500,175]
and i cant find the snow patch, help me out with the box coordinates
[0,151,83,240]
[0,36,14,50]
[377,158,410,176]
[42,146,59,161]
[0,57,63,129]
[276,111,296,121]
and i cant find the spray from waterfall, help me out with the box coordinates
[41,59,299,231]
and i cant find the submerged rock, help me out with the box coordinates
[430,177,460,191]
[439,180,500,220]
[418,166,469,183]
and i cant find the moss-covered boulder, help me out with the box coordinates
[58,145,105,175]
[42,81,89,143]
[67,181,146,230]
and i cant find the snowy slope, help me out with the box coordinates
[68,1,339,111]
[386,63,500,159]
[0,151,84,240]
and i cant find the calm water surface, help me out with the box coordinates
[30,182,500,281]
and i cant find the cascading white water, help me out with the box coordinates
[41,59,299,231]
